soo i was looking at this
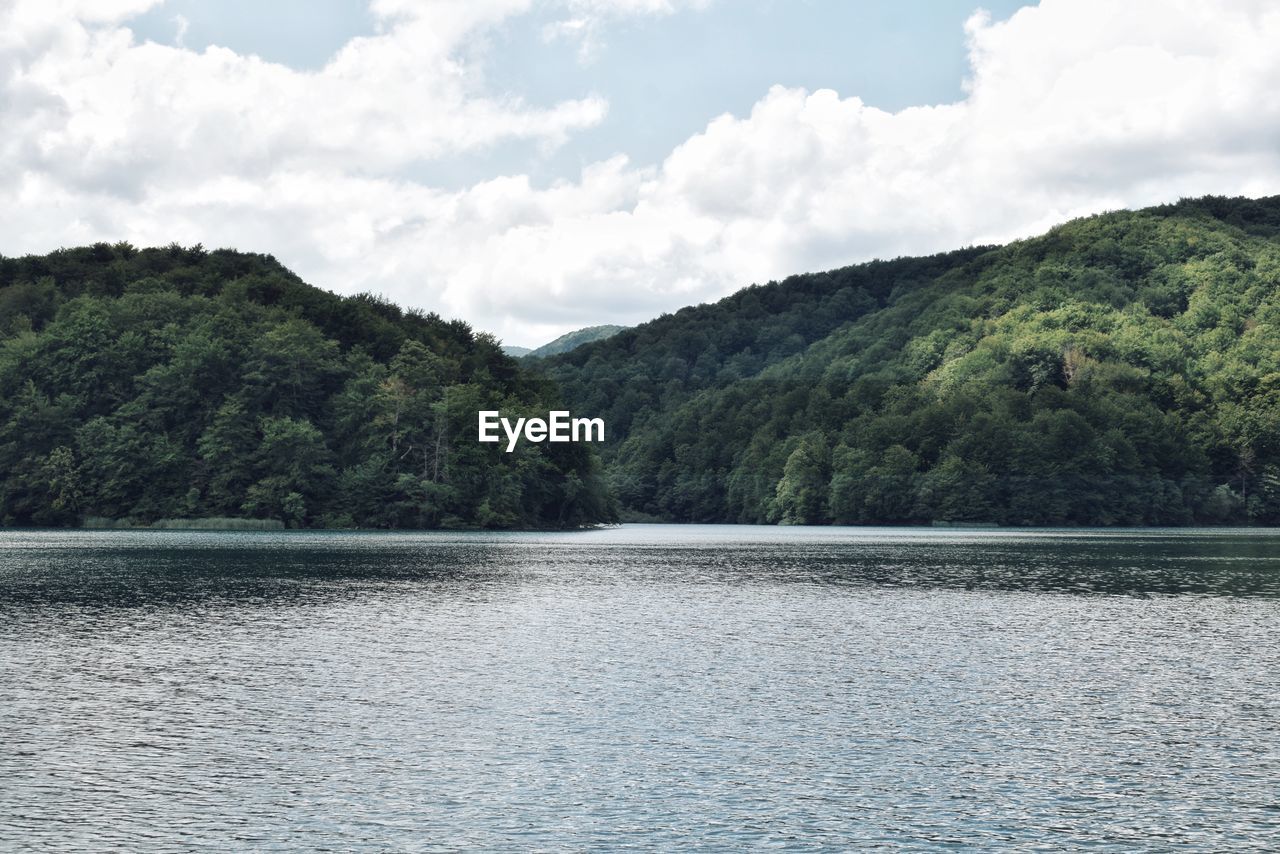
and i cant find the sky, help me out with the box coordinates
[3,1,1280,347]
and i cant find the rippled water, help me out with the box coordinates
[3,526,1280,850]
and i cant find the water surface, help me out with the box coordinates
[2,526,1279,850]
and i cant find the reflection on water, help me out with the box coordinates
[2,526,1280,849]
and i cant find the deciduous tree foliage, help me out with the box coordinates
[0,244,614,528]
[540,196,1280,526]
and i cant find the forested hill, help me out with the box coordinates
[540,195,1280,526]
[0,244,614,528]
[527,325,627,358]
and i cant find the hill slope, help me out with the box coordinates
[0,244,614,528]
[543,196,1280,526]
[527,325,627,358]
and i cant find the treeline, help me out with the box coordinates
[540,195,1280,526]
[0,243,614,528]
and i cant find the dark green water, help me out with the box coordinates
[2,526,1279,850]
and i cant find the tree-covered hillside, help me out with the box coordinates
[0,243,614,528]
[544,196,1280,526]
[526,325,627,359]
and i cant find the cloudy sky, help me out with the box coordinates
[3,1,1279,347]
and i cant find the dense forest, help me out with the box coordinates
[0,244,614,528]
[540,196,1280,526]
[6,196,1279,530]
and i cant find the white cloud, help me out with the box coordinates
[3,0,1280,347]
[544,0,711,63]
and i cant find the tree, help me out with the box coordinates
[773,433,830,525]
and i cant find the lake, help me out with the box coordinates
[2,526,1279,850]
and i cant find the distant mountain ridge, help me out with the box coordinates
[505,324,626,359]
[530,325,627,358]
[541,195,1280,526]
